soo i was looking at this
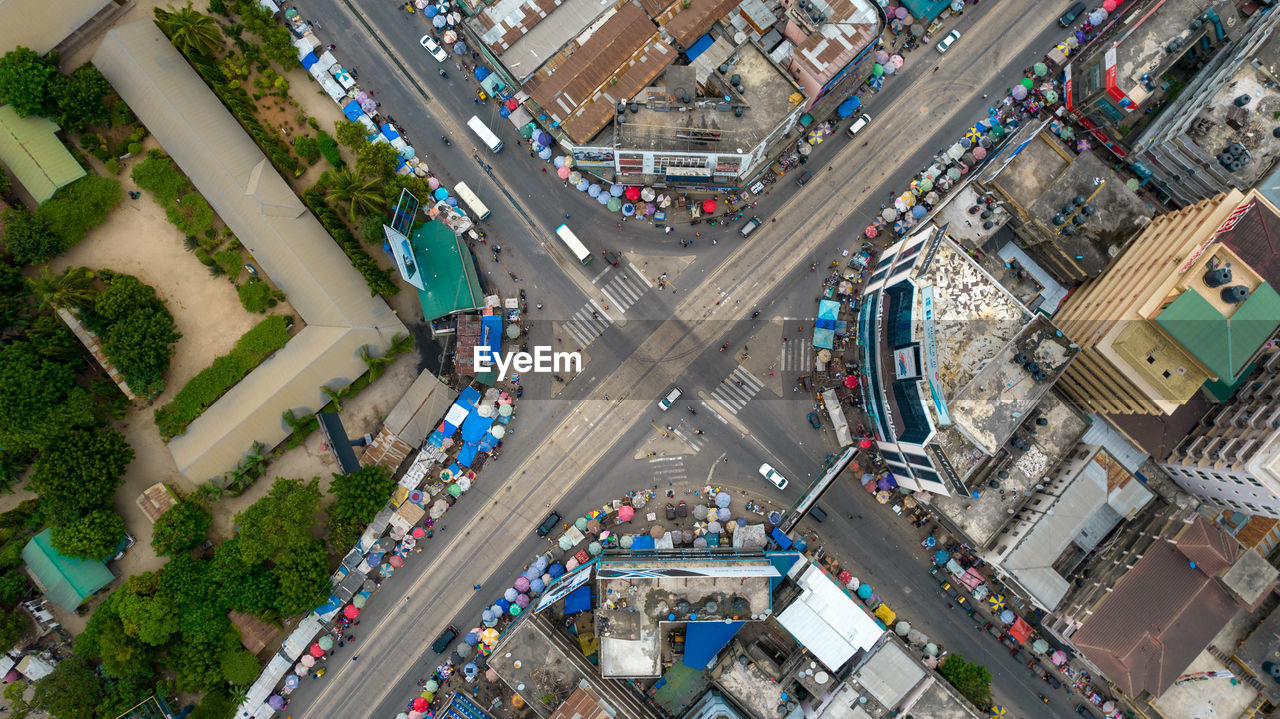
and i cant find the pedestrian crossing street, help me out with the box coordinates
[780,337,812,372]
[709,367,765,415]
[561,299,612,348]
[593,263,653,313]
[670,426,707,453]
[648,455,688,484]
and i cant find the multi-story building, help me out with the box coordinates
[1162,348,1280,517]
[1125,8,1280,205]
[1054,189,1280,416]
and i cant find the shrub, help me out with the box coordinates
[316,130,343,168]
[213,249,241,281]
[193,248,215,266]
[34,174,123,249]
[154,315,290,439]
[83,272,181,398]
[165,192,214,236]
[151,499,211,557]
[293,135,319,164]
[236,278,281,313]
[301,189,397,297]
[127,142,142,156]
[104,158,121,175]
[131,151,190,203]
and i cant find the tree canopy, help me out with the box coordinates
[83,272,180,398]
[937,653,993,709]
[31,656,102,719]
[233,477,320,565]
[49,509,125,560]
[151,498,211,557]
[49,65,111,133]
[29,427,133,518]
[0,47,55,117]
[0,341,95,453]
[326,465,393,551]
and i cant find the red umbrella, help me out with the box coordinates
[505,98,518,111]
[838,570,852,584]
[618,505,634,521]
[309,643,325,658]
[624,186,641,201]
[413,697,430,712]
[702,199,716,213]
[859,438,874,449]
[412,527,425,538]
[344,605,360,620]
[844,375,858,388]
[864,225,879,238]
[389,554,404,568]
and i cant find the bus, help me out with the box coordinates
[453,182,490,221]
[467,116,503,153]
[555,224,592,265]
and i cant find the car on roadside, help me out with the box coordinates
[795,170,813,187]
[1059,0,1086,26]
[677,501,688,517]
[846,113,872,137]
[1046,675,1062,689]
[431,625,459,653]
[536,511,561,537]
[419,35,449,62]
[658,386,682,411]
[601,250,621,267]
[758,463,789,490]
[665,503,676,520]
[739,216,762,238]
[111,532,136,562]
[936,30,961,54]
[749,181,766,195]
[807,412,822,429]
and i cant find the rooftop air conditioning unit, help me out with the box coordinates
[1222,285,1250,303]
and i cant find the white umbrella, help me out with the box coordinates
[641,187,656,201]
[430,499,449,519]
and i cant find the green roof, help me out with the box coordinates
[409,220,484,322]
[22,528,114,611]
[0,105,85,203]
[1155,283,1280,382]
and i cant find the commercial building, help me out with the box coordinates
[1162,347,1280,517]
[1054,189,1280,416]
[857,224,1080,496]
[1126,8,1280,205]
[1063,0,1241,158]
[471,0,882,188]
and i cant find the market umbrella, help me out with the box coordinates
[702,199,716,213]
[269,695,285,710]
[618,505,634,521]
[1043,90,1058,104]
[530,577,545,594]
[554,155,565,167]
[864,225,879,239]
[715,507,729,522]
[947,167,961,180]
[707,521,722,534]
[433,187,449,201]
[882,62,896,75]
[316,635,335,651]
[622,203,635,217]
[715,491,731,508]
[568,170,583,184]
[575,179,590,191]
[645,202,656,215]
[442,29,457,43]
[430,499,448,519]
[875,49,889,64]
[309,643,326,658]
[895,6,908,18]
[934,550,950,565]
[624,186,641,201]
[641,187,656,202]
[1032,62,1048,77]
[1019,77,1035,90]
[890,54,904,68]
[856,584,873,599]
[548,563,564,578]
[515,593,531,608]
[504,587,519,602]
[871,63,884,76]
[607,197,623,212]
[693,537,708,548]
[1076,138,1092,153]
[457,476,473,492]
[344,605,360,620]
[447,484,462,498]
[538,146,552,160]
[573,517,587,531]
[893,220,909,234]
[413,697,429,712]
[1051,650,1067,665]
[597,192,610,206]
[620,535,633,549]
[587,183,602,198]
[987,593,1005,610]
[432,14,446,27]
[605,183,621,197]
[923,536,936,548]
[583,519,600,535]
[508,604,521,617]
[990,706,1006,717]
[285,7,299,17]
[649,525,665,539]
[1033,639,1050,654]
[1102,702,1116,713]
[972,146,987,160]
[514,576,530,593]
[463,631,479,646]
[910,23,924,36]
[1000,609,1016,625]
[924,643,939,656]
[912,205,926,220]
[990,124,1006,138]
[389,554,404,568]
[631,494,646,508]
[881,207,898,221]
[286,674,300,690]
[1011,85,1028,100]
[896,621,911,636]
[693,504,707,520]
[427,176,440,190]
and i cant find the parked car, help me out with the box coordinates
[601,250,621,266]
[665,503,676,520]
[749,181,766,195]
[111,532,136,562]
[536,511,561,537]
[677,501,688,517]
[1059,0,1086,26]
[807,412,822,429]
[1075,706,1090,716]
[658,386,682,411]
[758,462,789,490]
[739,216,762,238]
[419,35,449,62]
[795,170,813,186]
[1046,675,1062,689]
[431,625,459,653]
[846,113,872,137]
[936,30,961,54]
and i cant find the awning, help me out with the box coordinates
[771,527,793,549]
[301,52,319,69]
[682,621,744,669]
[564,585,592,614]
[958,567,984,591]
[686,33,715,61]
[1009,616,1033,644]
[836,96,862,118]
[342,101,364,122]
[630,536,656,550]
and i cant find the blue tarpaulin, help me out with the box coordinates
[381,123,401,142]
[456,444,478,467]
[480,315,503,367]
[630,536,656,550]
[457,386,481,412]
[901,0,952,22]
[686,33,715,61]
[460,412,494,443]
[836,96,862,118]
[770,527,793,549]
[814,299,840,349]
[682,622,744,669]
[301,52,318,69]
[343,101,364,122]
[474,66,490,81]
[564,585,592,614]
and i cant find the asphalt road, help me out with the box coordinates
[282,0,1083,716]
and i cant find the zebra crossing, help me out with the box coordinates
[594,263,652,313]
[648,455,688,483]
[670,426,707,453]
[781,337,812,372]
[709,367,765,415]
[561,300,613,348]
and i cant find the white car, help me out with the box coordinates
[420,35,449,63]
[758,463,789,490]
[936,30,961,54]
[847,113,872,138]
[658,386,682,411]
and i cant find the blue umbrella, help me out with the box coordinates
[530,577,545,593]
[622,203,635,216]
[856,584,873,599]
[912,205,926,219]
[924,536,937,548]
[587,184,602,198]
[425,5,437,15]
[495,598,511,612]
[398,146,415,159]
[548,563,565,578]
[532,143,545,153]
[475,66,491,81]
[610,183,625,197]
[575,179,590,191]
[433,15,446,27]
[454,42,467,54]
[499,106,511,118]
[433,187,449,201]
[538,146,552,160]
[446,197,458,207]
[536,131,550,146]
[364,552,382,567]
[596,192,610,206]
[554,156,565,167]
[464,632,479,646]
[934,549,951,565]
[768,511,783,524]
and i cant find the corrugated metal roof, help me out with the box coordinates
[93,21,406,482]
[1155,284,1280,382]
[776,564,883,671]
[0,0,113,54]
[21,528,113,611]
[0,105,86,203]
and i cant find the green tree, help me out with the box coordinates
[326,169,383,222]
[220,643,262,685]
[49,64,111,132]
[152,499,211,557]
[154,4,225,59]
[25,314,85,364]
[0,569,28,604]
[172,637,227,692]
[3,681,31,719]
[206,542,277,617]
[355,141,400,184]
[334,120,366,151]
[31,655,104,719]
[115,573,179,646]
[35,174,124,249]
[159,554,234,645]
[326,465,394,551]
[2,208,61,265]
[29,427,134,518]
[0,262,28,336]
[294,135,319,164]
[270,540,330,616]
[189,691,236,719]
[0,341,95,453]
[937,653,993,709]
[50,509,126,560]
[0,607,31,648]
[100,307,181,396]
[233,477,320,565]
[0,47,55,117]
[27,265,96,310]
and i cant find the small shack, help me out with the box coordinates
[22,528,114,611]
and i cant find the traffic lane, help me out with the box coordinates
[817,481,1075,718]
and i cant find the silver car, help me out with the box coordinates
[658,386,682,411]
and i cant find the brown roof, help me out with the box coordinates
[1236,516,1279,551]
[658,0,740,48]
[525,4,665,139]
[790,0,878,75]
[136,482,178,523]
[474,0,563,55]
[1175,515,1238,576]
[1070,539,1240,698]
[559,39,674,143]
[1215,190,1280,289]
[637,0,674,18]
[229,610,279,655]
[549,685,612,719]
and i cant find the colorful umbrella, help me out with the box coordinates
[624,186,641,201]
[990,706,1006,717]
[618,505,634,521]
[309,644,325,658]
[353,594,367,608]
[607,197,622,212]
[864,225,879,238]
[702,199,716,213]
[318,635,335,650]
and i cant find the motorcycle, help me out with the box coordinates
[492,251,500,263]
[438,68,448,79]
[441,135,451,146]
[687,406,696,415]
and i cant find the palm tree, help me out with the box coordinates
[321,386,344,412]
[240,441,268,482]
[326,170,383,222]
[387,332,414,356]
[154,4,224,59]
[27,265,95,310]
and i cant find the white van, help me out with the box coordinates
[739,216,762,237]
[847,114,872,138]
